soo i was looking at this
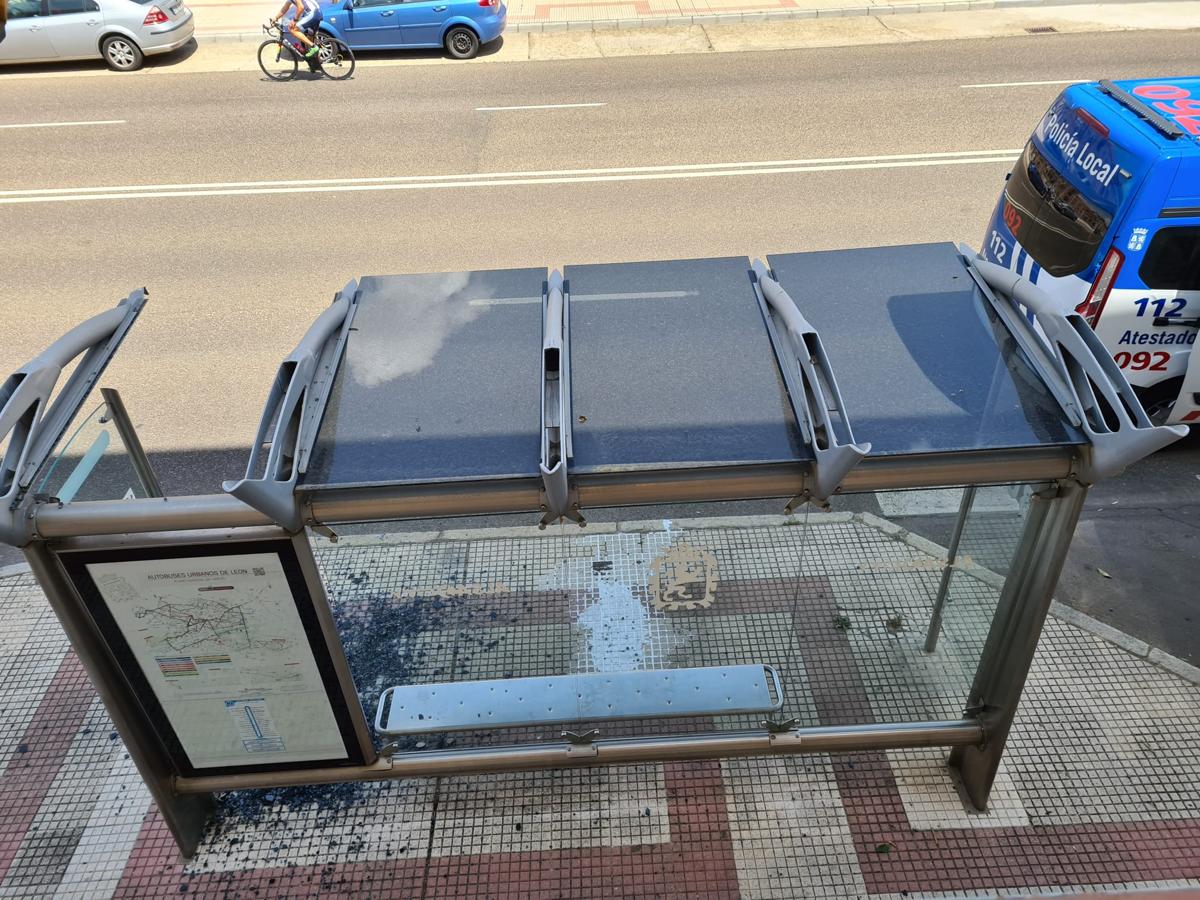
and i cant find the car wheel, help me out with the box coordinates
[1136,377,1184,426]
[444,26,479,60]
[102,35,145,71]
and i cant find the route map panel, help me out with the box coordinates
[81,549,350,770]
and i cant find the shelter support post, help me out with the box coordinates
[99,387,164,498]
[924,485,977,653]
[21,541,214,858]
[951,478,1088,809]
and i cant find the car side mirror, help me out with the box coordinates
[343,0,353,9]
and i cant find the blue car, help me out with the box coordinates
[320,0,504,59]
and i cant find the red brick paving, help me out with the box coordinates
[6,575,1200,897]
[114,759,740,898]
[0,651,94,883]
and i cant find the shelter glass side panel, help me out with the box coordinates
[311,485,1040,753]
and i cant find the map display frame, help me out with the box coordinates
[58,536,369,776]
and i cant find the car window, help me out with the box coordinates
[8,0,43,18]
[1003,142,1113,277]
[47,0,95,13]
[354,0,395,7]
[1139,226,1200,291]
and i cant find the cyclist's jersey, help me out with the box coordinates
[296,0,321,26]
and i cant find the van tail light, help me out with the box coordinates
[1076,246,1123,327]
[1076,107,1110,138]
[143,6,169,23]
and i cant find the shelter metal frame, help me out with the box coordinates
[0,249,1185,858]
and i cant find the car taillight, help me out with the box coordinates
[1076,246,1123,327]
[478,0,496,7]
[143,6,169,24]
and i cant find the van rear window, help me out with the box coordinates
[1139,227,1200,290]
[1004,143,1112,277]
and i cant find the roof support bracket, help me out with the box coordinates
[751,259,871,506]
[223,282,360,531]
[963,250,1187,482]
[0,290,147,547]
[540,271,584,528]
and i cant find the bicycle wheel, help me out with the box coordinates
[258,39,298,81]
[316,34,355,81]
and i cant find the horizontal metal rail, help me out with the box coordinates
[35,494,273,539]
[29,446,1075,540]
[173,719,984,793]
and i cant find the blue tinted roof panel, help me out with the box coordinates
[565,257,806,473]
[765,243,1087,456]
[302,268,546,489]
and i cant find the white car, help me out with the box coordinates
[0,0,194,71]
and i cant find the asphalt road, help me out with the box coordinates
[1,29,1197,663]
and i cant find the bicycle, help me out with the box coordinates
[258,20,355,82]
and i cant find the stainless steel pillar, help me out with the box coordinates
[99,387,164,498]
[951,478,1087,809]
[924,485,977,653]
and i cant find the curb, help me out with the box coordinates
[861,511,1200,687]
[0,562,32,579]
[1050,602,1200,685]
[193,0,1181,42]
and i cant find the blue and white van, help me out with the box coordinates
[982,78,1200,425]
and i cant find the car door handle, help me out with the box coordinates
[433,6,446,10]
[86,17,99,24]
[380,9,394,14]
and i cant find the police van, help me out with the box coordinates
[982,77,1200,425]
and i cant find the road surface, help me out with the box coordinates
[1,28,1197,662]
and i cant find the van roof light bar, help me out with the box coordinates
[751,259,870,506]
[539,270,583,527]
[962,248,1187,482]
[1097,80,1186,139]
[224,282,360,531]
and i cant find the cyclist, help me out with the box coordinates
[272,0,321,60]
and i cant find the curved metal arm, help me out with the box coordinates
[223,282,359,531]
[539,270,583,527]
[964,251,1187,482]
[0,291,146,546]
[752,260,870,504]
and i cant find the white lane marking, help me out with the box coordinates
[0,150,1021,205]
[0,118,125,129]
[572,290,697,301]
[960,79,1085,89]
[876,487,1019,517]
[0,149,1022,198]
[470,290,696,306]
[476,102,606,111]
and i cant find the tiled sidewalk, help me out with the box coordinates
[1,510,1199,898]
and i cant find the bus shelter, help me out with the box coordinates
[0,243,1185,857]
